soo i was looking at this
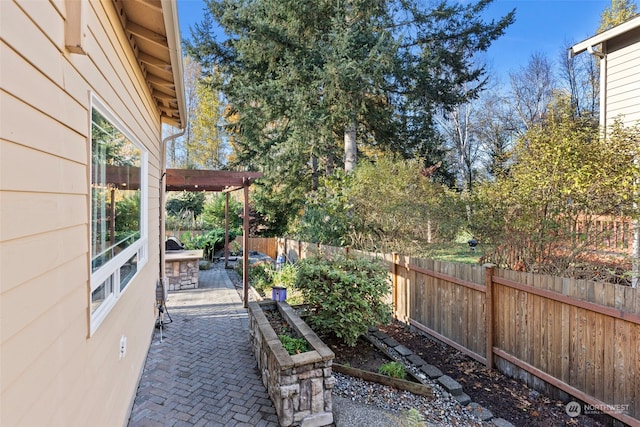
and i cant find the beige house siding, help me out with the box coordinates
[1,1,167,425]
[605,27,640,128]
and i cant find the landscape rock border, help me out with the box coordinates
[367,326,515,427]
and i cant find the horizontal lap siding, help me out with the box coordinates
[605,30,640,128]
[1,1,163,426]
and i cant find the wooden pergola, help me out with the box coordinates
[165,169,263,307]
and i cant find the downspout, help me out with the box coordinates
[159,129,185,280]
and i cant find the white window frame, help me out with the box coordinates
[90,96,148,335]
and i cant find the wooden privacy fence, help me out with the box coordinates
[244,236,277,259]
[274,237,640,425]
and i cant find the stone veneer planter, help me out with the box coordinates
[248,301,335,427]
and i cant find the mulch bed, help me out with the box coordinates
[376,320,605,427]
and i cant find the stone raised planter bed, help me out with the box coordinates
[248,301,335,427]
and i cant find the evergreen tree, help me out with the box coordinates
[185,0,513,233]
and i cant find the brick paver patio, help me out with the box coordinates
[128,264,279,427]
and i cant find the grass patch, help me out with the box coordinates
[420,242,491,264]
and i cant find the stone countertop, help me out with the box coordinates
[165,250,204,261]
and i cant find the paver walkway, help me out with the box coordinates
[128,263,279,427]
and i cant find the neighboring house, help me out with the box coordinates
[1,1,185,425]
[570,15,640,130]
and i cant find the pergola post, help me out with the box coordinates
[242,180,250,307]
[224,192,230,269]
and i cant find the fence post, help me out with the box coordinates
[484,263,495,369]
[392,252,399,319]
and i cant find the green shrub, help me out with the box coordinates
[278,334,309,355]
[272,263,298,288]
[249,261,275,296]
[378,361,406,379]
[294,253,392,346]
[181,228,236,260]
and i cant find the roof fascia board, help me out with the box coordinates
[570,16,640,57]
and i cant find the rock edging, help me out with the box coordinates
[367,327,515,427]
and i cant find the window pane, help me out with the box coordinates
[120,253,138,291]
[91,277,113,314]
[91,109,142,272]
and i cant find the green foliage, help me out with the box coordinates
[165,209,204,231]
[187,74,225,169]
[378,361,406,379]
[202,193,243,232]
[289,155,468,254]
[243,261,300,298]
[598,0,638,33]
[471,95,640,275]
[291,172,353,246]
[114,192,140,236]
[403,408,426,427]
[181,228,235,260]
[278,334,309,355]
[294,254,392,347]
[348,156,467,254]
[166,191,206,220]
[420,242,489,264]
[246,261,275,296]
[185,0,514,235]
[272,263,299,288]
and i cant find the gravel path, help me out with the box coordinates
[332,371,491,426]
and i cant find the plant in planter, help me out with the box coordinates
[294,253,392,346]
[378,361,406,379]
[278,333,309,355]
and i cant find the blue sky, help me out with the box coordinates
[176,0,610,81]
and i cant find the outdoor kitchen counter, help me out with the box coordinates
[165,250,204,291]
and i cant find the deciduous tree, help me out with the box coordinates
[598,0,638,33]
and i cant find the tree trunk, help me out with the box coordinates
[344,122,357,173]
[311,155,319,190]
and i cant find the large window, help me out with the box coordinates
[90,98,147,333]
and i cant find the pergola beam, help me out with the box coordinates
[166,169,263,192]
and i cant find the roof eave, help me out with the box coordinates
[161,0,186,129]
[569,15,640,57]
